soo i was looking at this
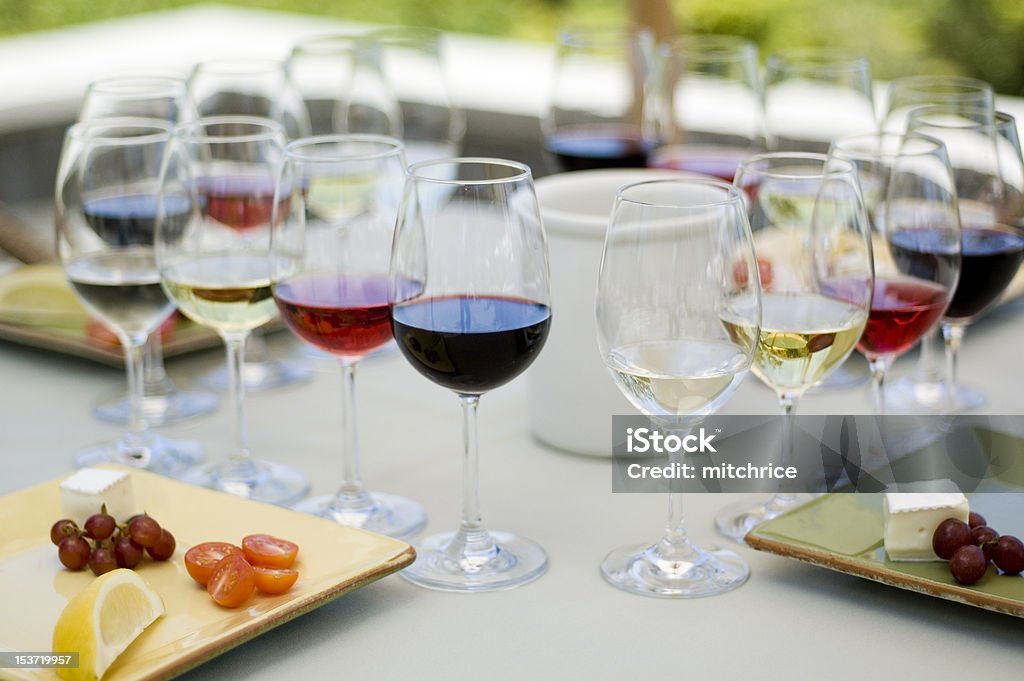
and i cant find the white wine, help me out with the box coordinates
[720,292,867,392]
[606,339,750,416]
[162,254,278,333]
[66,248,174,337]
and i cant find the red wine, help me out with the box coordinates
[648,145,748,182]
[274,274,392,359]
[83,193,190,245]
[546,125,655,172]
[392,296,551,394]
[890,226,1024,321]
[199,176,289,231]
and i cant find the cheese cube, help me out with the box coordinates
[59,469,136,525]
[883,484,969,562]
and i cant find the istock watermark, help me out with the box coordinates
[610,414,1024,493]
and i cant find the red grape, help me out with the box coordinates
[84,513,117,541]
[972,526,1000,561]
[128,515,162,548]
[933,518,973,560]
[114,536,144,569]
[50,519,79,546]
[88,547,118,576]
[992,535,1024,576]
[949,545,988,585]
[146,530,176,561]
[58,536,91,571]
[968,512,987,529]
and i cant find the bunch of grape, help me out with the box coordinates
[50,509,176,576]
[933,512,1024,585]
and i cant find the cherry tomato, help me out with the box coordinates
[242,534,299,569]
[207,554,255,608]
[253,566,299,595]
[184,542,243,586]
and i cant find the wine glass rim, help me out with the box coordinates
[66,117,173,145]
[86,75,187,95]
[368,25,443,44]
[191,57,286,76]
[887,74,994,96]
[286,134,404,161]
[557,26,653,48]
[737,151,856,179]
[290,33,365,56]
[616,177,744,209]
[407,157,532,185]
[766,47,869,72]
[173,115,286,143]
[662,33,756,60]
[830,131,947,160]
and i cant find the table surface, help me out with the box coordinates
[2,301,1023,681]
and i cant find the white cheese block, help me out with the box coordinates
[59,469,136,525]
[883,486,969,562]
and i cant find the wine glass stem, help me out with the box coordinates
[223,333,255,474]
[913,325,943,384]
[868,356,891,416]
[775,392,800,504]
[447,395,498,561]
[115,334,153,466]
[142,330,172,394]
[331,362,373,511]
[942,322,966,411]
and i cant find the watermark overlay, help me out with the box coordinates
[0,652,78,668]
[611,414,1024,493]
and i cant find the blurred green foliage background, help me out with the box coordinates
[0,0,1021,94]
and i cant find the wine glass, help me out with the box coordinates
[648,34,762,181]
[78,75,218,428]
[56,118,202,476]
[390,158,551,591]
[189,58,314,391]
[763,48,877,153]
[903,106,1024,411]
[543,27,658,171]
[828,133,962,414]
[715,153,873,542]
[271,135,425,537]
[156,115,310,505]
[880,76,995,411]
[596,178,761,597]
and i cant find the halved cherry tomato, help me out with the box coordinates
[253,566,299,595]
[242,534,299,569]
[184,542,243,586]
[207,554,255,608]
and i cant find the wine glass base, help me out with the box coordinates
[715,494,809,544]
[199,358,312,393]
[809,354,870,391]
[73,435,204,479]
[601,542,749,598]
[884,375,985,413]
[293,492,426,539]
[401,530,548,592]
[181,460,310,506]
[93,388,218,427]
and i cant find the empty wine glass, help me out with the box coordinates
[156,116,309,504]
[828,133,961,414]
[902,106,1024,412]
[596,178,761,597]
[543,27,658,171]
[79,75,218,427]
[715,153,872,542]
[56,118,202,476]
[390,158,551,591]
[271,135,425,537]
[649,34,762,181]
[764,48,877,153]
[189,58,314,391]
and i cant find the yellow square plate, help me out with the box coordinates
[0,466,415,681]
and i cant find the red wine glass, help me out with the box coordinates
[543,27,658,172]
[271,135,425,537]
[648,34,762,182]
[828,132,962,414]
[390,158,551,591]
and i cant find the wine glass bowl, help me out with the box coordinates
[596,177,761,597]
[271,134,425,537]
[389,158,551,591]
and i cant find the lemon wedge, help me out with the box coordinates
[0,264,85,325]
[52,569,164,681]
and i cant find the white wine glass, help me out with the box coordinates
[596,177,761,597]
[156,115,310,505]
[56,118,202,476]
[271,134,425,537]
[715,152,872,543]
[79,75,218,428]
